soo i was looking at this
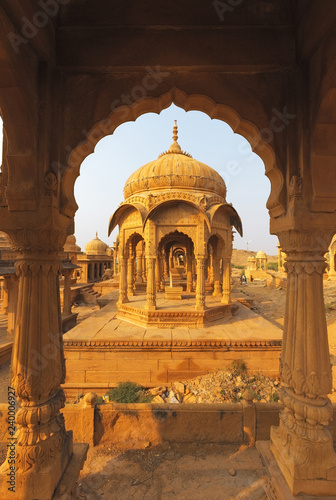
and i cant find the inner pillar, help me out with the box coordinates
[213,257,222,297]
[221,257,231,304]
[270,230,336,496]
[62,269,72,316]
[127,246,135,296]
[195,256,206,311]
[145,257,156,310]
[155,256,161,292]
[118,255,129,304]
[186,251,193,293]
[135,247,143,283]
[0,230,73,500]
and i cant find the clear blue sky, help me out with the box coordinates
[0,105,279,255]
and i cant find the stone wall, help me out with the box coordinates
[63,345,281,397]
[1,400,335,449]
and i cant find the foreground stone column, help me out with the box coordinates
[270,230,336,496]
[145,257,156,310]
[118,255,129,304]
[0,230,73,499]
[195,256,206,311]
[221,258,231,304]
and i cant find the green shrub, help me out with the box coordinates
[267,262,278,271]
[107,381,153,404]
[232,360,247,376]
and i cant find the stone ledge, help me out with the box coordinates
[53,443,89,500]
[64,338,282,349]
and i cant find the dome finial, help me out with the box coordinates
[96,231,98,238]
[172,120,178,143]
[168,120,182,153]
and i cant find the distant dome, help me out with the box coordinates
[123,121,226,199]
[256,250,267,259]
[64,235,81,253]
[85,234,108,255]
[106,247,113,257]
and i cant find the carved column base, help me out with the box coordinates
[271,426,336,496]
[221,293,230,304]
[213,282,222,297]
[0,431,73,500]
[270,387,336,496]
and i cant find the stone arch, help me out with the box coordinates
[145,199,211,233]
[208,233,225,257]
[157,228,196,256]
[61,88,285,219]
[125,231,144,255]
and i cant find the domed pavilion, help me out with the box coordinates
[109,122,242,326]
[77,233,113,282]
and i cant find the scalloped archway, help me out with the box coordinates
[61,88,285,220]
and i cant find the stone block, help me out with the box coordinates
[117,359,158,371]
[165,286,183,300]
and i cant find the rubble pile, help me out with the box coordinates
[150,366,281,404]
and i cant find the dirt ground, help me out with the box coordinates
[236,278,336,358]
[76,443,272,500]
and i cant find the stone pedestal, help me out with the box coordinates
[165,286,183,300]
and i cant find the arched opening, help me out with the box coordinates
[64,89,285,227]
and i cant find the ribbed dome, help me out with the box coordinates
[85,234,108,255]
[256,250,267,259]
[123,121,226,199]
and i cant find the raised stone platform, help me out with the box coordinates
[117,297,237,327]
[62,292,283,396]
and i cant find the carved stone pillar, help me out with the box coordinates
[170,247,174,270]
[142,254,146,281]
[1,278,9,314]
[155,256,161,292]
[118,256,129,304]
[208,254,214,284]
[127,247,135,297]
[195,256,206,311]
[270,230,336,496]
[186,252,193,293]
[136,249,143,283]
[277,243,282,271]
[212,257,222,297]
[0,229,73,499]
[62,268,72,317]
[221,258,231,304]
[145,257,156,310]
[164,251,169,277]
[113,250,117,276]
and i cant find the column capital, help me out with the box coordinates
[277,229,333,257]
